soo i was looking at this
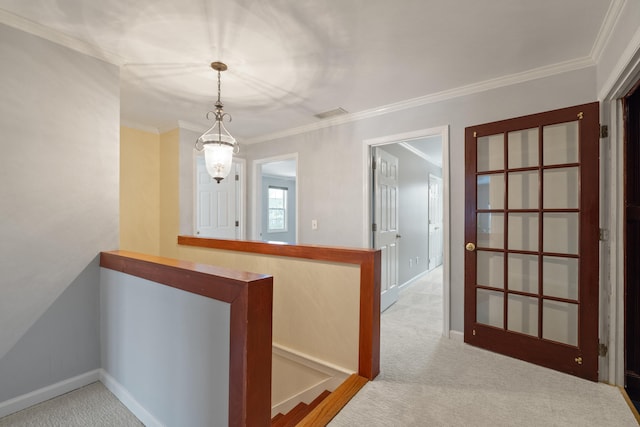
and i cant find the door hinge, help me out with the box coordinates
[235,220,239,227]
[372,159,377,170]
[599,228,608,241]
[235,174,239,181]
[600,124,609,139]
[599,342,608,357]
[372,223,377,232]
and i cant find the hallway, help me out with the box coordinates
[330,267,637,426]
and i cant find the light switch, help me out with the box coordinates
[311,219,318,230]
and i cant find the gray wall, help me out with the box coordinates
[382,144,442,286]
[0,257,101,402]
[0,22,119,399]
[261,176,296,244]
[101,269,231,427]
[241,66,598,333]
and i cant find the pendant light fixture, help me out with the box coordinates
[195,61,239,183]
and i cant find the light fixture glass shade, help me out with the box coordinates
[203,143,234,183]
[195,111,237,182]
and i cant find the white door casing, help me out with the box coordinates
[362,126,451,335]
[429,174,444,270]
[374,147,400,312]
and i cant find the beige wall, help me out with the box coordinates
[159,129,181,259]
[119,126,181,258]
[177,245,361,372]
[120,127,161,255]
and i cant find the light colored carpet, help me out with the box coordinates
[0,382,142,427]
[330,266,639,427]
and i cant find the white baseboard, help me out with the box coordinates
[0,369,100,418]
[99,369,164,427]
[271,344,351,417]
[449,330,464,342]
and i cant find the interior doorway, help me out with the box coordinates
[624,81,640,406]
[253,154,298,244]
[363,126,451,334]
[195,156,244,239]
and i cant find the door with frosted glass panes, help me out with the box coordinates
[464,102,600,381]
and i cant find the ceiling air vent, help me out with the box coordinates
[314,107,349,119]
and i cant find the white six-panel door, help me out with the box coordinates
[374,147,400,312]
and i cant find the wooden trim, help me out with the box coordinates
[620,387,640,424]
[295,374,369,427]
[177,236,382,380]
[100,250,273,427]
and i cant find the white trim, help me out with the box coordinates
[398,269,431,290]
[609,101,624,386]
[449,330,464,342]
[599,24,640,385]
[0,369,100,418]
[252,153,299,243]
[590,0,626,63]
[362,125,451,338]
[0,9,122,65]
[177,120,206,134]
[245,58,593,145]
[271,376,345,418]
[598,23,640,100]
[100,369,164,427]
[235,158,247,240]
[272,343,354,377]
[271,344,350,417]
[120,120,160,135]
[398,141,441,166]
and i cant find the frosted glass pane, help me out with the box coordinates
[477,251,504,289]
[543,300,578,346]
[508,171,538,209]
[477,174,504,210]
[507,253,538,293]
[543,213,579,255]
[543,256,578,300]
[477,289,504,328]
[508,128,539,168]
[543,122,578,165]
[508,213,538,252]
[508,295,538,337]
[477,213,504,249]
[544,167,579,209]
[477,134,504,172]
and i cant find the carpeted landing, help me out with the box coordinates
[0,382,142,427]
[330,267,638,427]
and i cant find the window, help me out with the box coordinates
[268,186,288,232]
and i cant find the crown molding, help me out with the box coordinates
[176,120,206,134]
[590,0,626,63]
[398,142,441,167]
[244,56,595,145]
[120,120,160,135]
[0,9,122,66]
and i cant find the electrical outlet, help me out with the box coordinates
[409,259,413,267]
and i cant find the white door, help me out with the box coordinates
[373,147,400,312]
[428,174,443,270]
[196,156,239,239]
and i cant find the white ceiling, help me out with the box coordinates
[0,0,616,142]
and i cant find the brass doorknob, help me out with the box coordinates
[465,242,476,252]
